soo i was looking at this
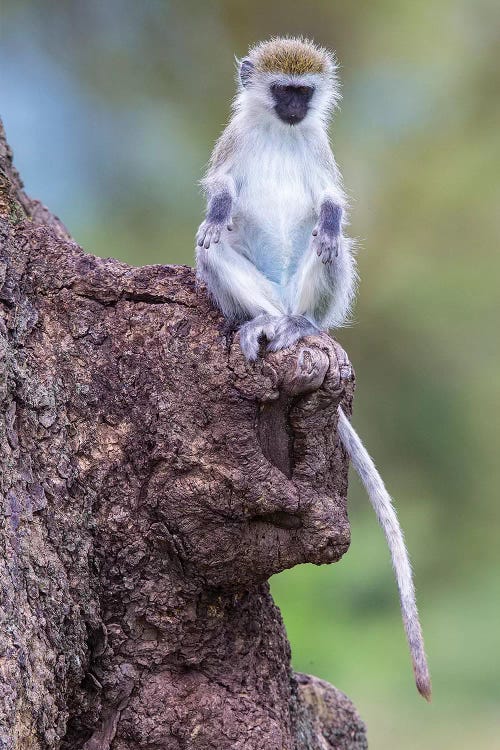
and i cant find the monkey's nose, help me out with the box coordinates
[286,110,304,123]
[275,104,307,125]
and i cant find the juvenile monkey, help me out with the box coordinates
[197,37,354,358]
[196,37,431,700]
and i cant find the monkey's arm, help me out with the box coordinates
[197,173,236,249]
[309,136,347,263]
[290,168,355,328]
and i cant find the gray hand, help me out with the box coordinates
[196,219,233,249]
[311,225,341,264]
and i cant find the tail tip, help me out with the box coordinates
[416,676,432,702]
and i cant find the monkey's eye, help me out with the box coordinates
[297,86,311,96]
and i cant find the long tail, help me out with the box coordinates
[337,407,432,701]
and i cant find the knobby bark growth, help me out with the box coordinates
[0,120,367,750]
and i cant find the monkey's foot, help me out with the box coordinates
[267,315,320,353]
[238,314,278,361]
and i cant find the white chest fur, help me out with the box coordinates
[237,129,315,224]
[232,125,326,275]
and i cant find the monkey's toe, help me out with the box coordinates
[267,315,319,353]
[238,315,277,361]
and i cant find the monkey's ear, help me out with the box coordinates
[239,58,255,87]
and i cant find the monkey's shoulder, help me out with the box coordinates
[208,123,241,172]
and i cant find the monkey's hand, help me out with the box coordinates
[196,218,233,249]
[311,225,341,264]
[312,200,343,264]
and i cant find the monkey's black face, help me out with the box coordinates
[270,83,314,125]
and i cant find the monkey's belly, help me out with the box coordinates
[234,218,315,287]
[235,164,316,284]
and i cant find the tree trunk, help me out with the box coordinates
[0,119,367,750]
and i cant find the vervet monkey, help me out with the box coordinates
[196,36,431,701]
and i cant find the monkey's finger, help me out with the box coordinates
[227,220,233,231]
[204,232,212,249]
[318,240,330,258]
[213,229,221,244]
[312,227,318,236]
[321,245,332,263]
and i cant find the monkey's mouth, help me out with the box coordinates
[275,109,307,125]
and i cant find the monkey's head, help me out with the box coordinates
[237,37,339,128]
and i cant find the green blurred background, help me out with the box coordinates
[1,1,499,747]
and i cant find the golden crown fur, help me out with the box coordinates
[248,37,334,76]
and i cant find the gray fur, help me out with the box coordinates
[266,315,319,352]
[337,407,432,701]
[238,314,278,360]
[238,314,320,360]
[312,201,342,263]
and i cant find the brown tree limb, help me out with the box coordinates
[0,119,366,749]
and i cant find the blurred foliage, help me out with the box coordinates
[1,1,499,747]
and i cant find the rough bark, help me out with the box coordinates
[0,119,367,750]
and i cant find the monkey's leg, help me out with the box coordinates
[238,314,281,361]
[288,236,357,329]
[264,240,356,354]
[197,242,286,359]
[265,315,320,353]
[197,242,284,319]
